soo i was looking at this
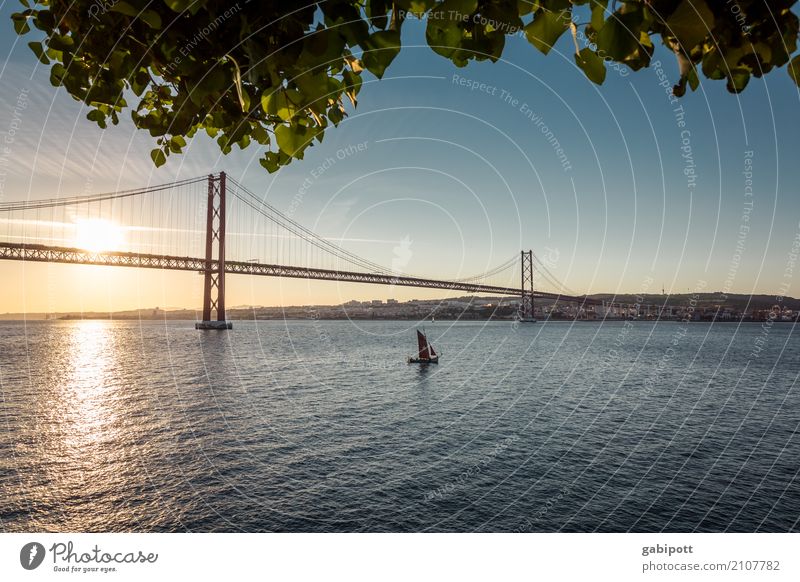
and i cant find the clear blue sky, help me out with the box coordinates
[1,6,799,311]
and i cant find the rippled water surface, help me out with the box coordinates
[1,319,798,532]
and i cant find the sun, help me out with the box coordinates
[74,219,125,253]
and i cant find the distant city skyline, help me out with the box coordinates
[1,7,799,312]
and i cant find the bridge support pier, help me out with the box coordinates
[519,250,536,323]
[196,172,232,330]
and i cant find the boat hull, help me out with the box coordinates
[407,356,439,364]
[195,321,233,330]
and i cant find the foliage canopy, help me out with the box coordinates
[11,0,800,171]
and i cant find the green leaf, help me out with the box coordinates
[295,70,334,108]
[275,124,313,158]
[575,48,606,85]
[217,134,231,155]
[342,69,362,107]
[524,10,569,55]
[673,77,687,97]
[131,70,150,96]
[366,0,390,29]
[425,0,478,64]
[789,55,800,87]
[150,148,167,167]
[49,63,66,86]
[590,1,608,31]
[164,0,198,13]
[701,48,726,80]
[261,89,300,121]
[436,0,476,15]
[12,13,31,35]
[328,104,345,125]
[396,0,436,17]
[687,67,700,91]
[259,152,280,173]
[28,41,49,64]
[251,124,270,145]
[517,0,535,16]
[666,0,714,49]
[47,34,73,52]
[186,67,227,106]
[595,13,640,61]
[110,2,138,17]
[362,31,401,79]
[260,91,272,115]
[86,109,107,129]
[726,68,750,93]
[427,18,465,59]
[139,10,163,30]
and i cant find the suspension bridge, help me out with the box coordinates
[0,172,619,328]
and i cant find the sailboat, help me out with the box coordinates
[408,329,439,364]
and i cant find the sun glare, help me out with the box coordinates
[74,219,125,253]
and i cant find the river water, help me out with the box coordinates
[1,319,798,532]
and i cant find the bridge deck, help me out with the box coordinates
[0,241,598,304]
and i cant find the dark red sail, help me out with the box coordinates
[417,330,430,359]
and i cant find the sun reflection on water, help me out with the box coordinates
[45,319,129,510]
[20,320,135,530]
[60,321,120,444]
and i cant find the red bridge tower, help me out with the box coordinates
[196,172,232,330]
[519,250,536,322]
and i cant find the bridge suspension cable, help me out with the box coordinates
[453,254,518,283]
[0,172,540,306]
[0,176,207,212]
[530,251,578,296]
[227,177,397,275]
[228,177,527,287]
